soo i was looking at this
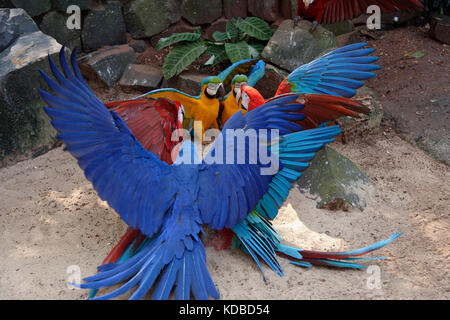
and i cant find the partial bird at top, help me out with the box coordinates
[296,0,423,30]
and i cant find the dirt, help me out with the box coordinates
[363,25,450,165]
[0,127,448,300]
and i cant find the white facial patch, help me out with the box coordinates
[241,91,250,111]
[303,0,314,8]
[234,82,247,95]
[178,105,185,124]
[206,83,221,96]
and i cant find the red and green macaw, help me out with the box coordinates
[219,42,378,129]
[39,48,400,300]
[296,0,423,30]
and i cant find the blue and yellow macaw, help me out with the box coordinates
[218,60,265,127]
[136,59,265,139]
[138,76,225,139]
[38,48,400,300]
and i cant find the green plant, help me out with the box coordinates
[156,17,274,79]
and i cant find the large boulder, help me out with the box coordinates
[51,0,93,12]
[253,63,288,99]
[223,0,247,19]
[162,71,212,96]
[181,0,222,25]
[262,19,337,72]
[323,20,354,36]
[0,9,64,167]
[124,0,181,39]
[40,11,81,50]
[10,0,51,17]
[429,15,450,45]
[0,7,40,52]
[119,64,163,93]
[78,45,137,88]
[81,1,127,52]
[297,146,373,211]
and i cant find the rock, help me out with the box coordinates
[297,146,372,211]
[0,1,14,8]
[280,0,298,19]
[336,29,361,47]
[429,15,450,45]
[119,64,163,93]
[10,0,51,17]
[204,18,228,41]
[79,45,137,88]
[40,11,81,50]
[162,71,212,96]
[51,0,93,12]
[129,40,146,53]
[248,0,281,22]
[381,10,420,28]
[150,19,197,48]
[0,8,39,53]
[323,20,354,36]
[336,86,383,143]
[81,1,127,52]
[0,10,65,167]
[253,64,288,99]
[181,0,222,25]
[223,0,247,19]
[124,0,181,39]
[262,19,337,72]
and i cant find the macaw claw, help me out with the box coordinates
[293,16,302,27]
[310,20,319,32]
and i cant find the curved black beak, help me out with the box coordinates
[216,84,225,99]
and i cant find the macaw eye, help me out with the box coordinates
[234,82,247,92]
[206,83,222,96]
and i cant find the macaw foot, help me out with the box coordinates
[205,228,235,251]
[310,20,319,32]
[293,16,302,27]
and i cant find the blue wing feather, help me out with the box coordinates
[285,42,380,98]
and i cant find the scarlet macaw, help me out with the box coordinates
[39,48,399,300]
[296,0,423,30]
[219,42,378,129]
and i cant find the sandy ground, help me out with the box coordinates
[0,125,448,300]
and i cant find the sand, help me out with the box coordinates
[0,128,449,300]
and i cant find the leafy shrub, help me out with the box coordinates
[156,17,274,79]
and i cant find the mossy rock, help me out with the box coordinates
[297,146,372,211]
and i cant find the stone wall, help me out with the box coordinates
[2,0,298,53]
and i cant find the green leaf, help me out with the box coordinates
[226,20,240,41]
[213,31,229,42]
[155,28,201,50]
[204,45,228,66]
[225,41,251,64]
[162,39,207,79]
[236,17,274,41]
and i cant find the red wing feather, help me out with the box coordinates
[320,0,423,24]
